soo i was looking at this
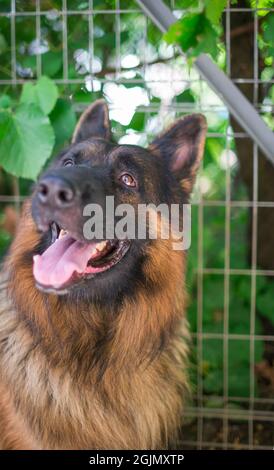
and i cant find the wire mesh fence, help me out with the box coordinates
[0,0,273,450]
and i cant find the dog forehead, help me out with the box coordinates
[56,141,158,172]
[77,139,112,159]
[58,139,113,165]
[109,144,155,167]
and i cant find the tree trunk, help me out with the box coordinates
[229,1,274,360]
[230,0,274,271]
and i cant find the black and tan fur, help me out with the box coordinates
[0,100,206,449]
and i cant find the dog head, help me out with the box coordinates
[26,100,206,302]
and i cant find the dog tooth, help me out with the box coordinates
[96,240,107,252]
[59,229,68,239]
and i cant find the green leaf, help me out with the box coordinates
[0,104,55,180]
[202,339,223,394]
[263,13,274,48]
[0,95,11,109]
[203,369,223,394]
[19,55,36,74]
[251,0,274,16]
[20,76,58,115]
[228,340,263,397]
[0,33,7,54]
[176,88,196,103]
[42,51,63,77]
[177,0,199,7]
[257,287,274,323]
[50,99,77,148]
[191,17,219,59]
[165,14,203,51]
[165,13,219,59]
[205,0,227,25]
[128,109,145,131]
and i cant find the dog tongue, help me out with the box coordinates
[33,234,97,289]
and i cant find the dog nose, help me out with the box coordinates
[37,176,75,208]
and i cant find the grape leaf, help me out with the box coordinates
[50,98,77,148]
[0,104,55,180]
[191,17,219,59]
[20,76,58,115]
[165,13,219,59]
[205,0,227,25]
[165,14,203,51]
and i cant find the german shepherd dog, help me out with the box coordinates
[0,100,206,449]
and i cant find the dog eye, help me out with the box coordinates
[120,173,137,188]
[63,159,74,167]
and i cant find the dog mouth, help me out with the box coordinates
[33,222,130,293]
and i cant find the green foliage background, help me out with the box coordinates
[0,0,274,406]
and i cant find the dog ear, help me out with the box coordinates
[72,99,111,144]
[149,114,207,193]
